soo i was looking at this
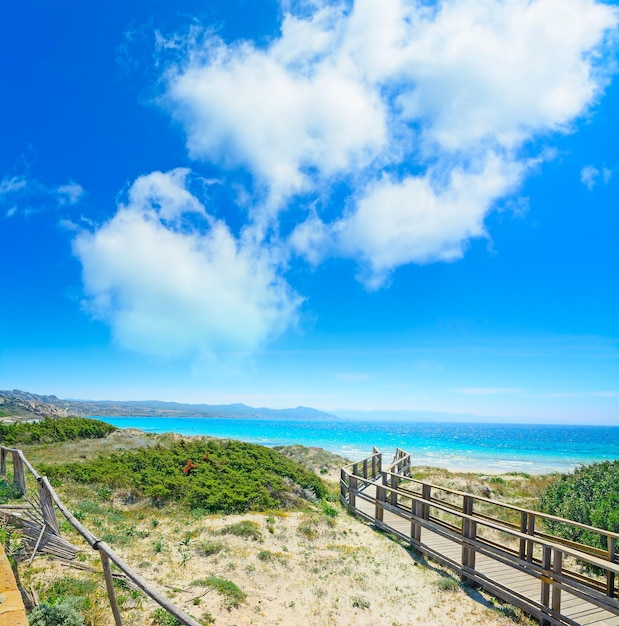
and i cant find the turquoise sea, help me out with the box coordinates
[95,417,619,474]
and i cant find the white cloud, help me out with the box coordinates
[334,152,525,286]
[74,170,301,359]
[0,175,85,216]
[158,0,617,286]
[580,164,600,189]
[56,182,84,205]
[455,387,525,395]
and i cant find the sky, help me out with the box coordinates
[0,0,618,424]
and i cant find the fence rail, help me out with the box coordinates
[341,449,619,626]
[0,446,202,626]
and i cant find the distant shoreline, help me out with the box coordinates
[96,416,619,475]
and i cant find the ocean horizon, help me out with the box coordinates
[95,417,619,474]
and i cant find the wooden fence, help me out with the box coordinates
[0,446,202,626]
[341,449,619,626]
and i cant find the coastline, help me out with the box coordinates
[94,416,619,475]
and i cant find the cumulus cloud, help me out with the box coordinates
[158,0,617,288]
[73,169,300,358]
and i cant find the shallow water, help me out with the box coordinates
[94,417,619,474]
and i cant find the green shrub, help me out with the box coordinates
[0,478,23,504]
[0,417,115,446]
[149,608,182,626]
[28,598,84,626]
[41,439,326,514]
[539,461,619,551]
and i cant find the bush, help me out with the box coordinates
[41,439,327,514]
[0,417,115,446]
[539,461,619,550]
[28,598,84,626]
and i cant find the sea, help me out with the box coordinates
[94,417,619,474]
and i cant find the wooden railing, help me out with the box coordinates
[341,450,619,626]
[0,446,202,626]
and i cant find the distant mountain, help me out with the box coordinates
[0,390,340,421]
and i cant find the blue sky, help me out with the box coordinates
[1,0,618,424]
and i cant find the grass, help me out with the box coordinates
[217,520,263,541]
[191,576,246,608]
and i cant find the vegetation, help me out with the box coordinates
[28,599,85,626]
[539,461,619,550]
[191,576,246,609]
[0,416,115,446]
[41,439,327,513]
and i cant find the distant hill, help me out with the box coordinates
[0,389,340,421]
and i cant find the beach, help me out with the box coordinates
[97,417,619,474]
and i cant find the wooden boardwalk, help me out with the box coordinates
[342,449,619,626]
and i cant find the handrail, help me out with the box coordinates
[341,449,619,626]
[382,468,619,542]
[0,446,202,626]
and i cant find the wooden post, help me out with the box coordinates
[540,545,551,626]
[519,511,527,560]
[527,513,535,562]
[37,479,59,534]
[371,455,376,479]
[375,481,385,524]
[340,469,347,502]
[422,484,431,521]
[461,496,476,583]
[608,537,616,598]
[1,448,6,478]
[552,550,562,617]
[411,496,422,546]
[376,453,382,476]
[349,475,357,512]
[363,458,368,480]
[391,474,399,508]
[12,451,26,495]
[100,549,123,626]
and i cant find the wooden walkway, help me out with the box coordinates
[341,449,619,626]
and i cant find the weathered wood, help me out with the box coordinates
[1,448,6,477]
[12,452,26,495]
[341,448,619,626]
[609,537,617,599]
[37,479,59,534]
[97,542,203,626]
[552,550,563,616]
[27,524,47,566]
[100,550,123,626]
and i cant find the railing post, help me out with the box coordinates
[12,451,26,495]
[526,513,536,562]
[391,474,399,508]
[608,537,617,598]
[375,481,385,524]
[411,496,422,546]
[349,475,357,512]
[363,458,368,480]
[421,484,431,521]
[461,495,476,583]
[519,511,527,560]
[1,448,6,478]
[340,469,347,503]
[552,549,562,617]
[37,479,60,534]
[540,545,551,626]
[376,453,382,476]
[100,549,123,626]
